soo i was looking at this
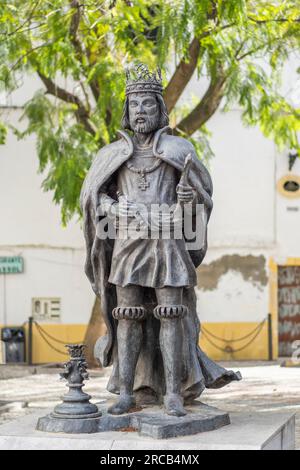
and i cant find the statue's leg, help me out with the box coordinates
[154,287,187,417]
[108,285,146,415]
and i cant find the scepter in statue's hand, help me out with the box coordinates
[176,153,194,205]
[169,153,195,230]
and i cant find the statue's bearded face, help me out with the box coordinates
[128,92,160,133]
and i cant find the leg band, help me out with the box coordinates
[112,306,146,320]
[153,304,188,320]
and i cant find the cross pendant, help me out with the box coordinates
[138,172,150,191]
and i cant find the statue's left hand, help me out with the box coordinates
[176,183,195,203]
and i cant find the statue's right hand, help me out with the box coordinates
[117,199,139,218]
[108,202,119,218]
[110,200,139,231]
[108,200,138,218]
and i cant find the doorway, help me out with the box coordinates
[278,266,300,356]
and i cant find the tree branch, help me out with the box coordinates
[69,0,81,41]
[164,23,234,114]
[248,16,300,24]
[2,0,42,37]
[10,43,50,72]
[164,37,200,113]
[37,71,96,136]
[236,32,292,62]
[69,0,100,102]
[174,26,295,137]
[173,71,227,136]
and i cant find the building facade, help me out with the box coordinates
[0,64,299,364]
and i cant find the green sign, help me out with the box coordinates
[0,256,24,274]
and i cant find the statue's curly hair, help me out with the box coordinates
[121,93,169,131]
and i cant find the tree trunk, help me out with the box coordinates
[164,37,200,113]
[84,296,106,368]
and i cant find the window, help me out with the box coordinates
[277,174,300,199]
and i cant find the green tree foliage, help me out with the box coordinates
[1,0,300,223]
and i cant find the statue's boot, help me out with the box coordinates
[108,306,145,415]
[154,304,188,417]
[108,394,136,415]
[164,393,186,417]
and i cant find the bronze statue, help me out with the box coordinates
[81,64,240,418]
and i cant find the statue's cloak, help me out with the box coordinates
[80,127,241,401]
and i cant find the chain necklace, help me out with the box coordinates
[125,156,162,191]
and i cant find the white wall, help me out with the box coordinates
[1,57,299,328]
[196,112,275,324]
[275,150,300,259]
[196,249,269,324]
[0,110,83,248]
[0,247,94,326]
[0,109,95,326]
[192,56,300,326]
[196,105,300,325]
[207,110,276,248]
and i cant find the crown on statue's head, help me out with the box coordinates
[125,63,163,95]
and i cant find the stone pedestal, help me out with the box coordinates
[0,408,295,450]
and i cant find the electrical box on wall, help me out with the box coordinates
[32,298,61,322]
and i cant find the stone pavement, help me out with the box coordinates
[0,362,300,448]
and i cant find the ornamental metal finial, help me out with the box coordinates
[36,343,101,433]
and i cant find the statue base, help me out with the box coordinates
[36,401,229,438]
[98,401,230,439]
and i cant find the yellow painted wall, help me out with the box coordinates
[27,324,88,363]
[29,321,270,363]
[1,320,271,364]
[6,255,297,364]
[0,323,87,364]
[200,321,270,361]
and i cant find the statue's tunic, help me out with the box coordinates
[105,144,197,288]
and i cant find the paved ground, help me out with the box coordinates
[0,362,300,448]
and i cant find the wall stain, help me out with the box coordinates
[197,255,267,291]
